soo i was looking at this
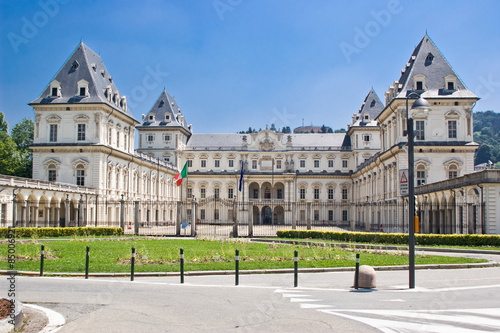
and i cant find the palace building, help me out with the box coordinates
[1,34,498,235]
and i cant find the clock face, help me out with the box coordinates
[433,128,443,137]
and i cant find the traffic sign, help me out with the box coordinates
[400,169,409,196]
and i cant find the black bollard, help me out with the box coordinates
[85,246,90,279]
[294,250,298,287]
[40,245,45,276]
[180,248,185,284]
[354,253,360,289]
[131,247,136,281]
[235,249,240,286]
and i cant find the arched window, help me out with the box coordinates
[76,164,85,186]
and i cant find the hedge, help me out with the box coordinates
[276,230,500,247]
[0,227,123,238]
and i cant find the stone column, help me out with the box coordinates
[25,200,30,227]
[44,207,50,227]
[65,196,70,227]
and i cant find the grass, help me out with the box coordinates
[0,238,488,273]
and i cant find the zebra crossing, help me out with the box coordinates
[276,289,500,333]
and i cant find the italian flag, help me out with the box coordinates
[174,162,188,186]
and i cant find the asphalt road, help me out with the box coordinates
[4,266,500,332]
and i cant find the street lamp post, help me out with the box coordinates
[405,93,430,289]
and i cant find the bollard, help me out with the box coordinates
[235,249,240,286]
[180,248,185,284]
[294,250,298,287]
[85,246,90,279]
[131,247,136,281]
[354,253,360,289]
[40,245,45,276]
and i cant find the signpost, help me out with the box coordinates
[399,169,409,196]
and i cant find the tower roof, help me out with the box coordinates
[351,88,384,127]
[30,42,134,118]
[391,34,477,100]
[137,89,192,134]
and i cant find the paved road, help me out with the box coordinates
[3,266,500,332]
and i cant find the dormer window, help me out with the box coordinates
[77,79,89,97]
[364,115,369,120]
[447,82,455,90]
[149,115,154,121]
[416,81,423,90]
[49,80,61,98]
[370,99,375,107]
[445,75,457,91]
[413,74,426,91]
[165,114,170,121]
[158,100,164,108]
[425,53,434,66]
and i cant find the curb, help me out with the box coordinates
[24,304,65,333]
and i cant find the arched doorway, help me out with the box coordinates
[262,206,272,225]
[274,206,284,225]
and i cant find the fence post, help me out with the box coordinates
[294,250,298,287]
[354,253,360,289]
[40,245,45,276]
[180,248,184,284]
[85,246,90,279]
[235,249,240,286]
[131,247,136,281]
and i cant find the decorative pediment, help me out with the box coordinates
[259,137,275,151]
[43,158,61,168]
[71,158,89,168]
[445,110,460,119]
[46,115,61,123]
[74,114,89,122]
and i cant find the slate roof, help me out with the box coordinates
[186,133,347,150]
[394,34,477,100]
[30,42,134,118]
[352,89,384,126]
[136,89,191,134]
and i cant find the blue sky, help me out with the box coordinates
[1,0,499,134]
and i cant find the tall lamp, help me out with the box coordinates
[405,93,430,289]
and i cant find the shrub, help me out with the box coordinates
[276,230,500,247]
[0,227,123,238]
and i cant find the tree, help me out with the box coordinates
[0,131,20,176]
[0,113,8,132]
[11,118,34,178]
[270,123,276,132]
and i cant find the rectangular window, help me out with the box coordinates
[328,160,334,168]
[342,210,348,221]
[79,87,86,96]
[164,135,170,141]
[228,188,234,199]
[187,188,192,198]
[314,160,320,168]
[214,188,220,199]
[449,171,458,179]
[252,160,257,169]
[77,124,86,141]
[76,170,85,186]
[201,160,207,168]
[200,188,206,198]
[417,171,426,186]
[277,189,283,199]
[415,121,425,140]
[253,189,258,199]
[328,210,334,221]
[363,135,370,142]
[342,160,348,168]
[314,188,320,199]
[342,188,348,200]
[48,170,56,182]
[300,188,306,200]
[214,160,220,168]
[214,209,219,220]
[447,82,455,90]
[228,160,234,168]
[200,209,206,220]
[147,135,154,142]
[51,87,58,96]
[49,124,57,142]
[416,81,423,90]
[328,188,334,200]
[314,210,319,221]
[300,160,306,168]
[448,121,457,138]
[187,160,193,168]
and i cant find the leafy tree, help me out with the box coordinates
[270,123,276,132]
[0,131,20,176]
[334,128,346,133]
[11,118,33,178]
[0,113,8,132]
[474,111,500,165]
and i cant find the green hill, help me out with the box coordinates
[474,111,500,167]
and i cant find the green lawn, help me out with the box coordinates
[0,238,488,273]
